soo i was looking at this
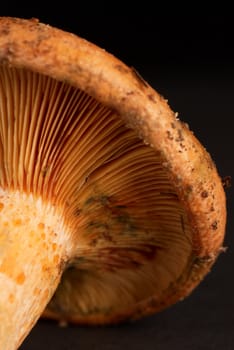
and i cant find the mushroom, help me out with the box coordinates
[0,17,226,350]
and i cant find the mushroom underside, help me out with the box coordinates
[0,65,193,323]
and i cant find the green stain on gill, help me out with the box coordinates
[88,221,109,229]
[82,193,138,240]
[83,194,110,208]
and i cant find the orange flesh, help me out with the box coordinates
[0,188,73,350]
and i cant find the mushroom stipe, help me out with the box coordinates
[0,17,227,350]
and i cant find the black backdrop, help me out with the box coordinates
[0,7,234,350]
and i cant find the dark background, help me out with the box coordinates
[1,5,234,350]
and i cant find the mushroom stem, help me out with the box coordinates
[0,188,71,350]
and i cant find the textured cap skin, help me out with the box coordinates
[0,17,227,323]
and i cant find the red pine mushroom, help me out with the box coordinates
[0,17,226,350]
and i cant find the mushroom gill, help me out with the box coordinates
[0,65,192,323]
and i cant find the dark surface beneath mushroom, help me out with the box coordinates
[0,65,193,322]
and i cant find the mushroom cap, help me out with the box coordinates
[0,17,227,325]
